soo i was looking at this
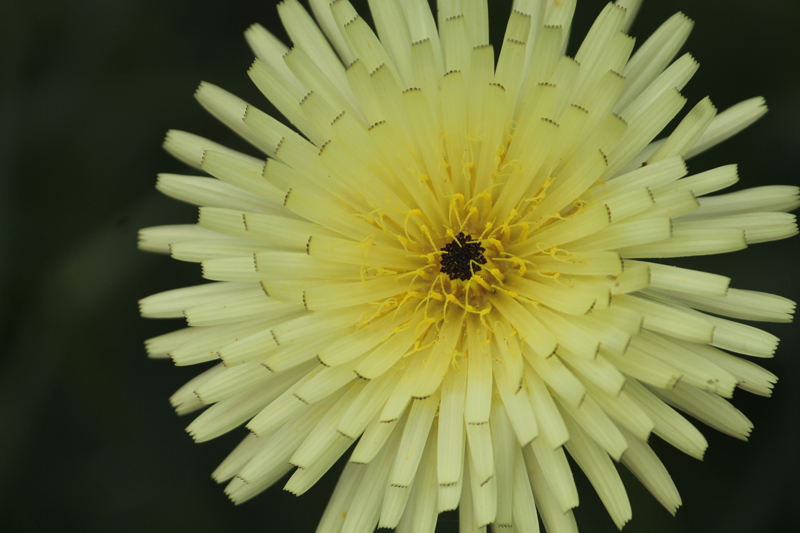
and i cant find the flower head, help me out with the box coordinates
[140,0,797,531]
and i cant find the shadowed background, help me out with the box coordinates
[1,0,799,531]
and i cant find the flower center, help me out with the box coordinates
[439,232,488,282]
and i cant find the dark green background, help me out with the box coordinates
[1,0,798,531]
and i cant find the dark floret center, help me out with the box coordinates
[440,232,488,281]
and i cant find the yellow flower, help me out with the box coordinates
[140,1,797,531]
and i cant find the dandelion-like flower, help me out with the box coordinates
[140,0,798,531]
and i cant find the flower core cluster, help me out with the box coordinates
[439,232,488,282]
